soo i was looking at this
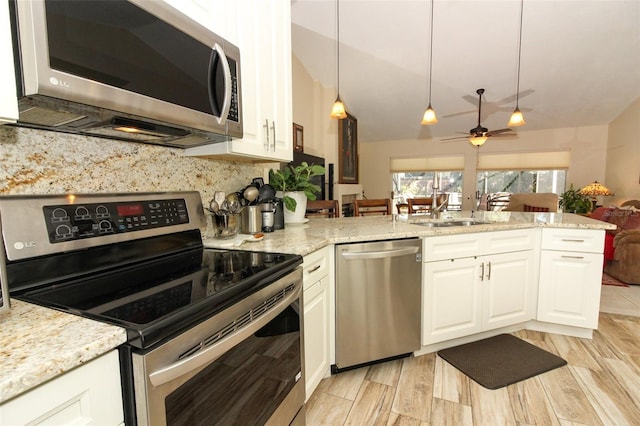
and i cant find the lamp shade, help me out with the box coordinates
[579,181,614,196]
[421,104,438,125]
[330,96,347,119]
[469,136,488,146]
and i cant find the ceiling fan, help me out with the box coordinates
[442,88,518,146]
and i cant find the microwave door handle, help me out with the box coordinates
[210,43,232,125]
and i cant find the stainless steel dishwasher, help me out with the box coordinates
[334,238,422,371]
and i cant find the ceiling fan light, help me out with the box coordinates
[508,107,526,127]
[421,104,438,125]
[330,95,347,119]
[469,136,488,146]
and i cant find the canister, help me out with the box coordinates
[240,205,262,234]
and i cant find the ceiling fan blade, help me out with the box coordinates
[486,128,512,135]
[441,136,468,141]
[488,133,518,138]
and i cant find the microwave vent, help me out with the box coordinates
[18,105,87,127]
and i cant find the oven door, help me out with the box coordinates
[131,268,304,426]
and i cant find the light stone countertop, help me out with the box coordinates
[1,211,613,403]
[214,211,616,255]
[0,300,127,404]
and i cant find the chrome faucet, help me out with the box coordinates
[430,187,448,219]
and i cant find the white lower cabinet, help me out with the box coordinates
[423,251,535,345]
[537,229,605,329]
[0,350,123,425]
[302,247,331,401]
[422,230,537,346]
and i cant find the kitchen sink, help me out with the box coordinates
[413,220,488,228]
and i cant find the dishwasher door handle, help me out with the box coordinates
[340,246,419,260]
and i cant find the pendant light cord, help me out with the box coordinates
[428,0,434,104]
[336,0,340,95]
[515,0,523,108]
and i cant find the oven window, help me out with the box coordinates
[164,304,301,425]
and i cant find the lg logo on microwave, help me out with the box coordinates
[49,77,70,88]
[13,241,36,250]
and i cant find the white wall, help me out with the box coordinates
[606,97,640,205]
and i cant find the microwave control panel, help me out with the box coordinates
[43,198,190,243]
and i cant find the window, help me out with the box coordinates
[477,170,566,194]
[393,171,464,211]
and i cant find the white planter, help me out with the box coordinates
[283,191,308,223]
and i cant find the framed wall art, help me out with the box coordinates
[338,113,358,184]
[293,123,304,152]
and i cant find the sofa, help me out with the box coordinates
[502,193,559,212]
[591,200,640,285]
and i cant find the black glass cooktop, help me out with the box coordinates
[18,248,302,349]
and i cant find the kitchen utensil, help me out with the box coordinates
[258,184,276,201]
[240,205,262,234]
[214,191,226,208]
[252,177,264,187]
[243,185,259,203]
[211,212,240,239]
[208,199,220,214]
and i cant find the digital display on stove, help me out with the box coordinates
[117,204,144,217]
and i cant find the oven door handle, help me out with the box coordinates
[148,284,300,387]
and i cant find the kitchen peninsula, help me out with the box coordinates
[1,211,615,415]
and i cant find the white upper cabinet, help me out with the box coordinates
[161,0,237,43]
[186,0,293,162]
[1,0,18,124]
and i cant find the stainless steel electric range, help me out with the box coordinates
[0,192,305,426]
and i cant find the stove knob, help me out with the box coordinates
[55,224,73,239]
[98,220,113,234]
[96,205,110,218]
[75,206,90,219]
[51,208,68,222]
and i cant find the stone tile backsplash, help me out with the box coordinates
[0,126,277,238]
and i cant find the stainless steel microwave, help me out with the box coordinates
[9,0,242,148]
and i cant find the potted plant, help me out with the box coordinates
[559,185,592,213]
[269,162,325,222]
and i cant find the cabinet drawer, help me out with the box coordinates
[303,246,330,289]
[485,229,536,253]
[423,233,483,262]
[541,228,605,253]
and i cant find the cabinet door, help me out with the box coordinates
[483,251,536,330]
[192,0,292,162]
[303,275,330,400]
[538,251,603,328]
[0,0,18,124]
[422,257,482,345]
[0,351,123,425]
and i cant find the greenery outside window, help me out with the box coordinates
[393,171,464,211]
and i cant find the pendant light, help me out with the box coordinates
[330,0,347,119]
[508,0,526,127]
[421,0,438,125]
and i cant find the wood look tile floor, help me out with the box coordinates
[306,285,640,425]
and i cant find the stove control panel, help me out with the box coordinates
[44,198,190,243]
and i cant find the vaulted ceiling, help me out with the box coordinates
[291,0,640,143]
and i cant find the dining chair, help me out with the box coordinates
[306,199,340,218]
[408,195,450,214]
[354,199,392,216]
[407,198,432,214]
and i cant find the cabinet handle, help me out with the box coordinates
[486,261,492,280]
[561,255,585,259]
[561,239,585,243]
[308,264,321,273]
[479,262,484,281]
[271,121,276,150]
[264,119,270,150]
